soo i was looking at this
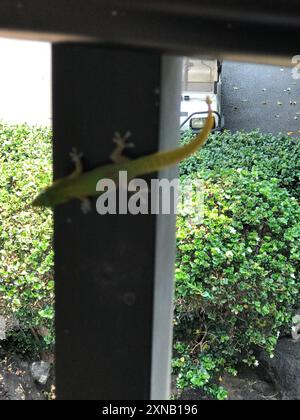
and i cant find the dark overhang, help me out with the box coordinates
[0,1,299,64]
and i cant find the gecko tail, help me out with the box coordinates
[130,98,213,176]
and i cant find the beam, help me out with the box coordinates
[1,1,300,64]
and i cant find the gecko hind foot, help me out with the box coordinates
[110,131,134,163]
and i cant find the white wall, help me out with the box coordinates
[0,38,51,126]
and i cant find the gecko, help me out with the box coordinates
[32,100,213,210]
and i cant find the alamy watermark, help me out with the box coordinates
[95,171,205,224]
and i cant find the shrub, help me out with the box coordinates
[180,130,300,200]
[174,169,300,399]
[0,124,54,354]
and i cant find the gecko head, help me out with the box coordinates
[32,179,72,208]
[32,189,53,208]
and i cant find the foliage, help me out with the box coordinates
[0,123,54,354]
[180,129,300,200]
[174,168,300,399]
[1,123,300,398]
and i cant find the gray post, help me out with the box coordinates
[151,56,182,399]
[53,43,182,400]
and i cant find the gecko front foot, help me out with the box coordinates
[110,131,134,163]
[69,148,84,178]
[80,198,92,215]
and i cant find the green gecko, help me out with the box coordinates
[32,101,213,210]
